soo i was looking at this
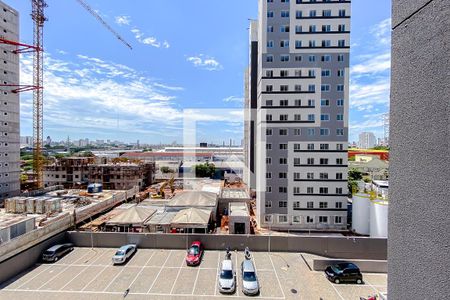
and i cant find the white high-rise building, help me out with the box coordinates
[245,0,351,230]
[358,132,376,149]
[0,1,20,202]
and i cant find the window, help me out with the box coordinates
[336,143,344,150]
[295,40,302,49]
[321,99,330,106]
[320,143,329,150]
[266,186,272,193]
[267,0,273,2]
[309,40,316,47]
[279,144,288,150]
[337,84,345,91]
[295,84,302,91]
[279,157,287,164]
[307,187,314,194]
[295,25,302,33]
[307,128,315,136]
[266,172,272,179]
[322,25,331,32]
[265,201,272,208]
[319,216,328,224]
[337,128,344,136]
[278,215,288,223]
[322,40,331,47]
[337,99,344,106]
[281,10,290,18]
[309,10,316,17]
[337,114,344,121]
[265,215,273,223]
[309,25,316,32]
[295,99,301,106]
[308,99,315,107]
[339,9,346,17]
[279,172,287,179]
[266,114,272,121]
[294,128,301,135]
[307,172,314,179]
[321,114,330,121]
[335,216,343,224]
[307,202,314,209]
[267,40,274,48]
[321,84,330,92]
[266,143,272,150]
[307,158,314,165]
[308,84,315,92]
[280,40,289,48]
[293,187,300,195]
[266,55,274,62]
[307,143,315,150]
[280,99,289,106]
[319,187,329,194]
[306,216,314,223]
[338,24,346,32]
[320,128,330,136]
[336,158,344,165]
[294,158,301,165]
[281,55,290,62]
[308,69,316,77]
[294,114,302,121]
[336,202,343,209]
[280,70,289,77]
[267,25,274,32]
[266,70,273,77]
[320,158,329,165]
[279,128,288,135]
[295,55,302,61]
[266,157,272,164]
[336,187,344,194]
[280,114,288,121]
[266,85,273,92]
[320,172,328,179]
[309,55,316,62]
[322,9,331,17]
[322,55,332,62]
[296,10,303,19]
[338,69,345,77]
[294,172,301,180]
[279,200,287,206]
[319,202,328,209]
[280,25,290,33]
[292,216,301,223]
[267,11,274,18]
[338,54,345,62]
[308,114,315,121]
[322,69,331,77]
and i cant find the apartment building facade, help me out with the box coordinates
[358,131,376,149]
[0,1,20,202]
[252,0,351,230]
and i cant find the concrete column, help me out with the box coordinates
[389,0,450,298]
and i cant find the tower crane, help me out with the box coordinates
[0,0,132,189]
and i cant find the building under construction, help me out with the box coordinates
[43,157,95,188]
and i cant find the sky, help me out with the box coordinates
[8,0,391,145]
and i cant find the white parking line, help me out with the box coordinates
[102,266,125,292]
[126,251,156,291]
[235,251,240,297]
[214,251,221,296]
[268,253,286,299]
[58,265,90,291]
[81,265,108,291]
[328,280,345,300]
[191,267,201,295]
[252,254,263,298]
[15,265,51,289]
[170,253,186,295]
[146,250,172,294]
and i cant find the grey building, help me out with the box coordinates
[247,0,351,230]
[0,1,20,203]
[358,132,376,149]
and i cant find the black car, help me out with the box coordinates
[325,262,363,284]
[42,243,74,262]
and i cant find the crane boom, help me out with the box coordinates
[75,0,133,50]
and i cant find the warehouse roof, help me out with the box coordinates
[167,191,217,208]
[106,206,156,225]
[171,208,212,227]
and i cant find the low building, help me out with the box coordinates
[228,203,250,235]
[170,207,212,233]
[88,162,155,191]
[121,152,213,163]
[350,155,389,180]
[218,188,251,216]
[145,211,177,233]
[166,191,218,220]
[43,157,95,188]
[0,215,35,244]
[105,206,156,232]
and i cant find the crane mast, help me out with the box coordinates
[31,0,47,189]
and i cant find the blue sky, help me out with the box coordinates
[10,0,391,145]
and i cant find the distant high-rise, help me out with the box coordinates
[0,1,20,202]
[358,132,376,149]
[245,0,351,230]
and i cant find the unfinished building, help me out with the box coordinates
[43,157,95,188]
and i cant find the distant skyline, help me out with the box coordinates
[10,0,391,144]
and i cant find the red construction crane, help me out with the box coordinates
[0,0,132,189]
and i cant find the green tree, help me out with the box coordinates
[348,168,363,197]
[193,162,216,178]
[160,166,174,173]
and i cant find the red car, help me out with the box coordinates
[186,241,203,266]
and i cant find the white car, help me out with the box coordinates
[218,259,236,294]
[241,258,259,296]
[112,244,136,265]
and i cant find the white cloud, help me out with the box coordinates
[351,52,391,76]
[187,54,223,71]
[131,28,169,48]
[223,96,244,103]
[350,119,384,130]
[370,18,391,46]
[350,79,390,111]
[115,15,131,26]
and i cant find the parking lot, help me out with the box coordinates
[0,248,387,299]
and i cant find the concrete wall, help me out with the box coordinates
[312,259,387,273]
[66,232,387,260]
[389,0,450,299]
[0,232,65,285]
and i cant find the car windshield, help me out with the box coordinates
[115,250,125,256]
[331,265,342,273]
[43,250,54,255]
[243,271,256,282]
[188,246,199,255]
[220,270,233,280]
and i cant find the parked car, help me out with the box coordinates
[241,258,259,295]
[325,262,363,284]
[112,244,137,265]
[42,243,74,262]
[218,257,236,294]
[186,241,203,266]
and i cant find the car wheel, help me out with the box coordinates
[334,278,340,284]
[356,279,363,284]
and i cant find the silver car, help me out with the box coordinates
[218,259,236,294]
[241,259,260,296]
[112,244,136,265]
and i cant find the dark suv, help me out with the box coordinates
[325,262,363,284]
[42,243,74,262]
